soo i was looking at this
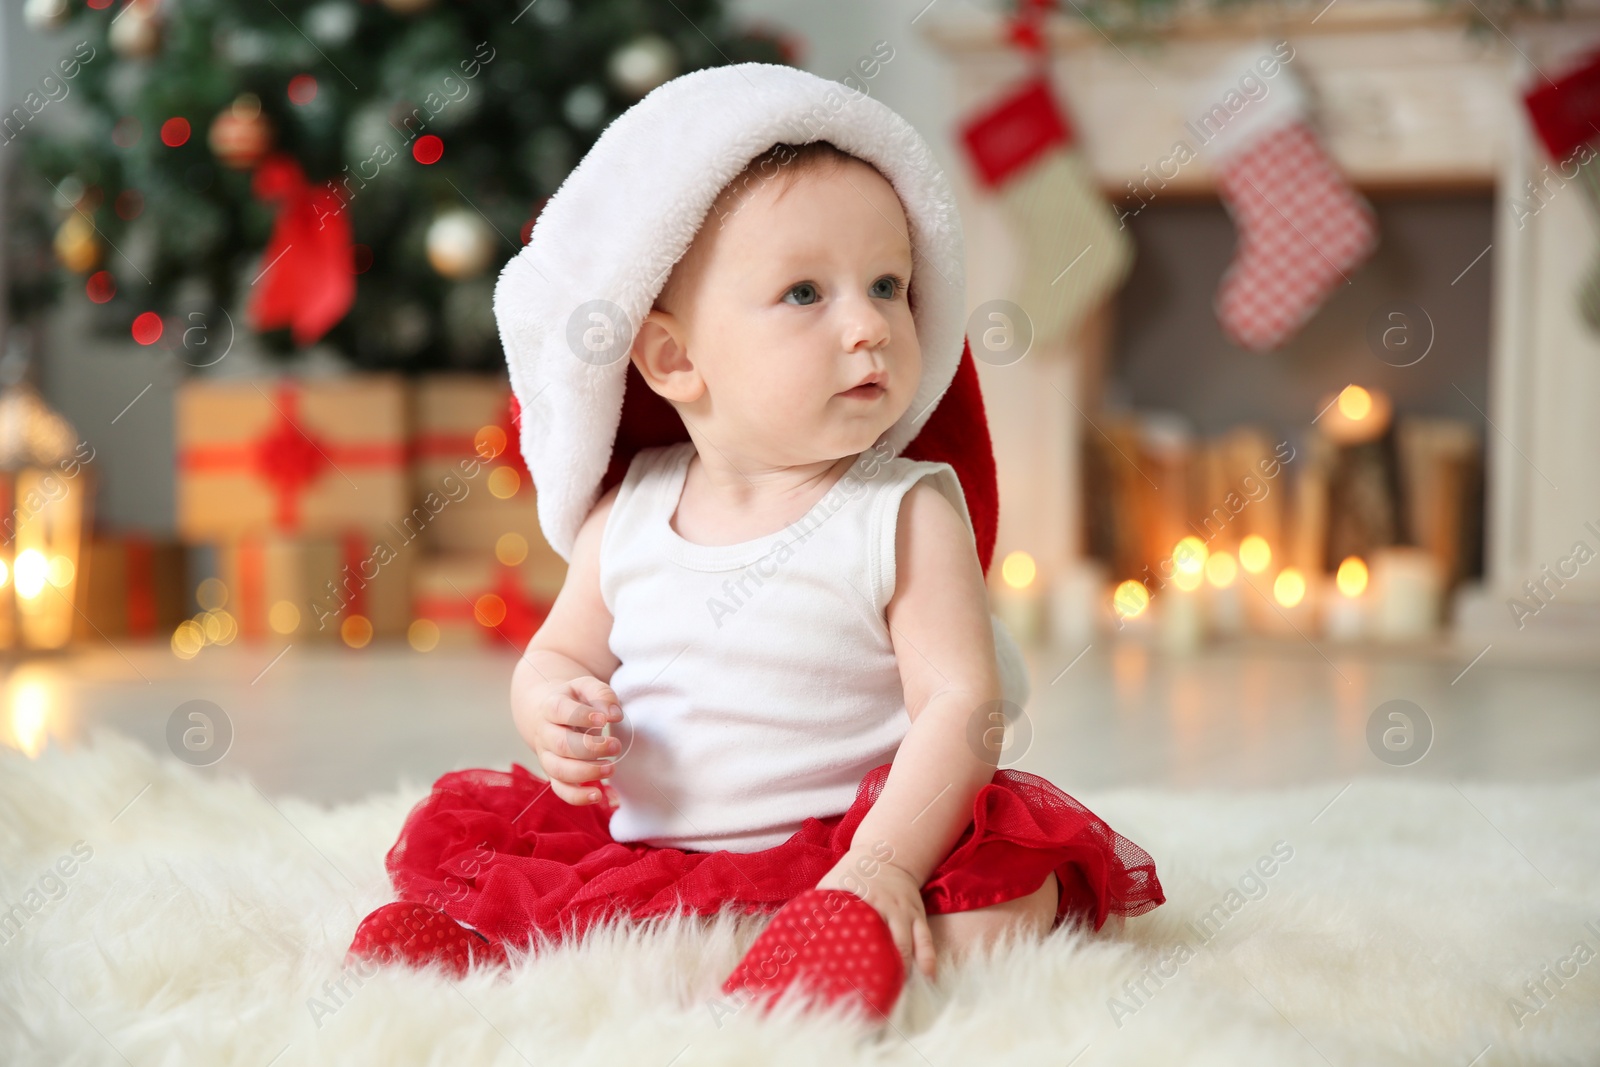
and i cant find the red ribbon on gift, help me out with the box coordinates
[124,535,158,638]
[410,389,531,492]
[341,532,369,620]
[413,563,550,648]
[237,534,267,643]
[490,562,545,646]
[180,382,407,530]
[245,153,356,346]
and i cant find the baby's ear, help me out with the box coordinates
[630,309,704,404]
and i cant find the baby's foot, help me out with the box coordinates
[720,888,905,1023]
[347,901,509,978]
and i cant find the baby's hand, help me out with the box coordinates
[519,674,624,806]
[815,847,937,981]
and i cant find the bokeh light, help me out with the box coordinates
[1113,579,1150,619]
[1337,384,1373,421]
[1001,550,1036,589]
[408,619,440,652]
[341,614,373,648]
[160,117,191,147]
[1336,556,1369,597]
[1273,567,1307,608]
[496,532,529,566]
[1205,551,1238,588]
[1239,534,1272,574]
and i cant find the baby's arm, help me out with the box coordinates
[813,479,1004,974]
[510,484,626,806]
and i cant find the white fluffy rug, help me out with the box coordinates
[2,730,1597,1066]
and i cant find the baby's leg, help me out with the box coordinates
[924,871,1060,972]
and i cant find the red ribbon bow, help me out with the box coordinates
[181,382,407,530]
[246,153,355,346]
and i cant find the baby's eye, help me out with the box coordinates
[872,275,907,300]
[782,282,819,306]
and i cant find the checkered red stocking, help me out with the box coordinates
[1195,45,1377,351]
[1213,119,1377,351]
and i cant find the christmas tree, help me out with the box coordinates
[12,0,795,372]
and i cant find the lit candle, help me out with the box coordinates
[1323,555,1369,641]
[1253,564,1317,636]
[1048,558,1106,648]
[1236,535,1279,633]
[1318,384,1393,446]
[992,549,1044,645]
[1369,546,1442,641]
[1202,548,1245,636]
[1110,578,1155,640]
[1159,537,1207,652]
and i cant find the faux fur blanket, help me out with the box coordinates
[2,730,1596,1065]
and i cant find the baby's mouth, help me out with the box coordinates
[837,376,886,400]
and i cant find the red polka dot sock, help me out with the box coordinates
[347,901,509,978]
[720,888,906,1023]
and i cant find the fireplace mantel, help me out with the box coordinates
[923,3,1600,642]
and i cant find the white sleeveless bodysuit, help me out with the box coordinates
[598,439,976,853]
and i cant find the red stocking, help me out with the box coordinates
[1199,45,1378,351]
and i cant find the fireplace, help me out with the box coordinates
[925,2,1600,651]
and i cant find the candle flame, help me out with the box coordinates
[14,549,48,600]
[1273,567,1307,608]
[1239,535,1272,575]
[1337,385,1373,421]
[1113,579,1150,619]
[1173,536,1208,576]
[1336,556,1369,598]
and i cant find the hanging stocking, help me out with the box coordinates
[957,44,1132,348]
[1522,48,1600,334]
[1198,45,1377,351]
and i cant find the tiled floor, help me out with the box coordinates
[4,632,1596,805]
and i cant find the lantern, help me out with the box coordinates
[0,361,93,653]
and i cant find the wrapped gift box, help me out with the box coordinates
[411,550,565,650]
[177,376,410,541]
[410,373,540,552]
[75,534,189,640]
[216,530,412,643]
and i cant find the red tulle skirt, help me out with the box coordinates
[383,761,1166,949]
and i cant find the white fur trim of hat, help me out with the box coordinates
[492,62,967,563]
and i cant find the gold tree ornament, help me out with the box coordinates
[53,214,100,274]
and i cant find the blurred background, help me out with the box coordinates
[1,0,1597,801]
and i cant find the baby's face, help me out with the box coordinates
[645,158,921,467]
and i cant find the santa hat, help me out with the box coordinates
[493,61,1030,707]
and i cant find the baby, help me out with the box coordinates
[351,64,1163,1011]
[511,139,1055,982]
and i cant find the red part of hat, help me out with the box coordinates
[597,335,1000,578]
